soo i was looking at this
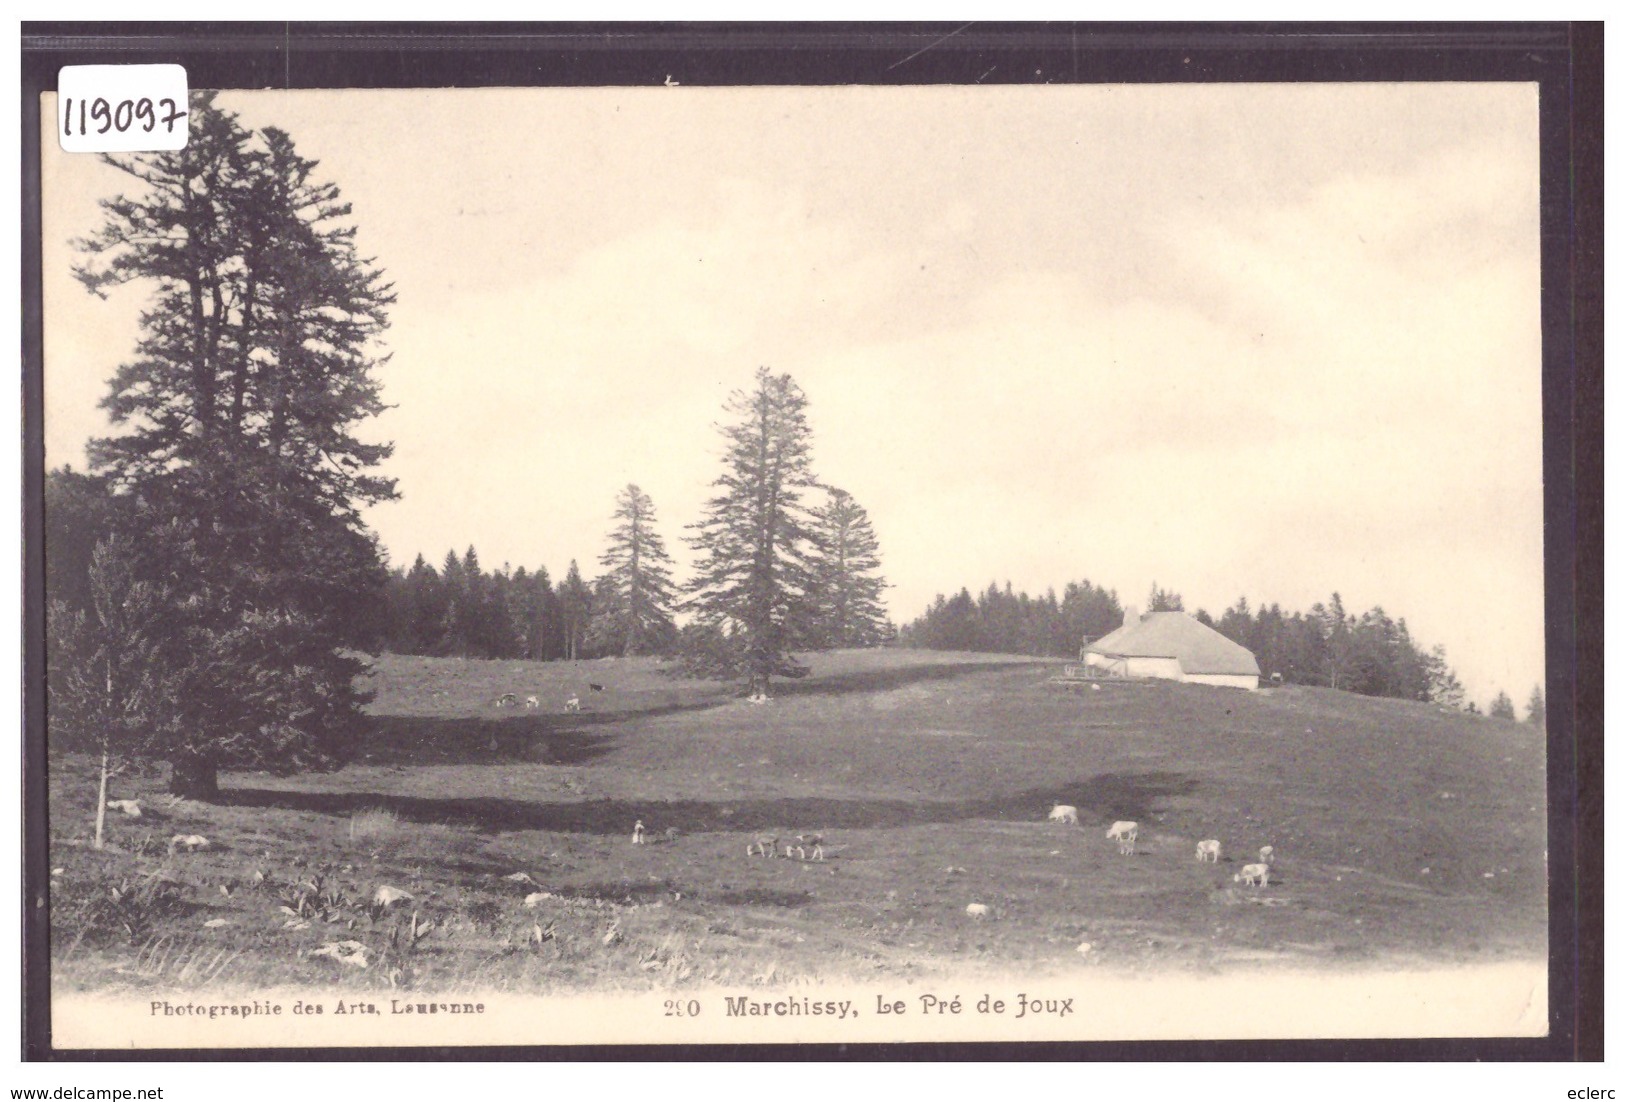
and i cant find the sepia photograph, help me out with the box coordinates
[24,26,1585,1059]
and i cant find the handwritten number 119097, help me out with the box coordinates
[63,97,187,138]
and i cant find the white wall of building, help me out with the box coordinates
[1123,656,1185,681]
[1184,673,1259,691]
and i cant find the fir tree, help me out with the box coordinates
[1314,593,1356,691]
[1527,684,1546,727]
[1425,644,1467,710]
[1146,582,1185,612]
[72,94,395,797]
[437,549,468,656]
[585,484,679,657]
[684,367,821,693]
[807,487,889,648]
[44,466,124,617]
[460,546,490,656]
[403,553,442,654]
[504,566,533,659]
[527,565,561,660]
[45,537,169,847]
[1489,690,1518,720]
[558,560,592,661]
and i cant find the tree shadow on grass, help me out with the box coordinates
[712,887,815,908]
[355,660,1040,768]
[773,658,1045,698]
[355,715,619,768]
[221,770,1199,839]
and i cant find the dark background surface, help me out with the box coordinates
[19,21,1602,1062]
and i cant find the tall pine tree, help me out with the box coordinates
[1489,690,1518,720]
[684,368,821,693]
[558,560,592,661]
[1425,644,1467,710]
[585,484,678,657]
[1146,582,1185,612]
[1526,684,1546,727]
[806,488,889,648]
[70,94,395,798]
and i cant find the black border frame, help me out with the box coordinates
[19,21,1603,1062]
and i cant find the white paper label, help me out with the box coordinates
[58,64,190,153]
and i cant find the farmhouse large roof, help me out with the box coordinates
[1084,611,1261,677]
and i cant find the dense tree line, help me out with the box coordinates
[901,579,1533,714]
[899,579,1123,657]
[380,548,622,663]
[384,549,565,660]
[1211,592,1440,701]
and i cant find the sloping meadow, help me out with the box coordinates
[48,649,1547,999]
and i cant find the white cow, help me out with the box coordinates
[372,885,415,912]
[1234,863,1270,887]
[1196,839,1222,863]
[1106,820,1139,854]
[791,833,825,860]
[1047,804,1080,825]
[168,834,210,854]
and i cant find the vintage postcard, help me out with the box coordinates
[35,72,1554,1054]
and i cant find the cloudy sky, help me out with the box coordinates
[41,83,1543,707]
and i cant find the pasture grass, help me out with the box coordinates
[347,807,402,845]
[48,649,1547,997]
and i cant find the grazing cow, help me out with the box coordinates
[370,885,415,921]
[168,833,210,855]
[106,799,142,818]
[1047,804,1080,825]
[746,836,779,858]
[373,884,414,908]
[588,682,605,692]
[524,695,539,710]
[1106,820,1139,854]
[1258,845,1275,865]
[791,833,825,860]
[632,820,646,846]
[1196,839,1222,863]
[496,693,519,708]
[564,694,581,713]
[1234,863,1270,888]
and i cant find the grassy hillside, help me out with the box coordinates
[48,648,1546,996]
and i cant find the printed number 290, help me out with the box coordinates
[664,999,701,1017]
[63,96,186,138]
